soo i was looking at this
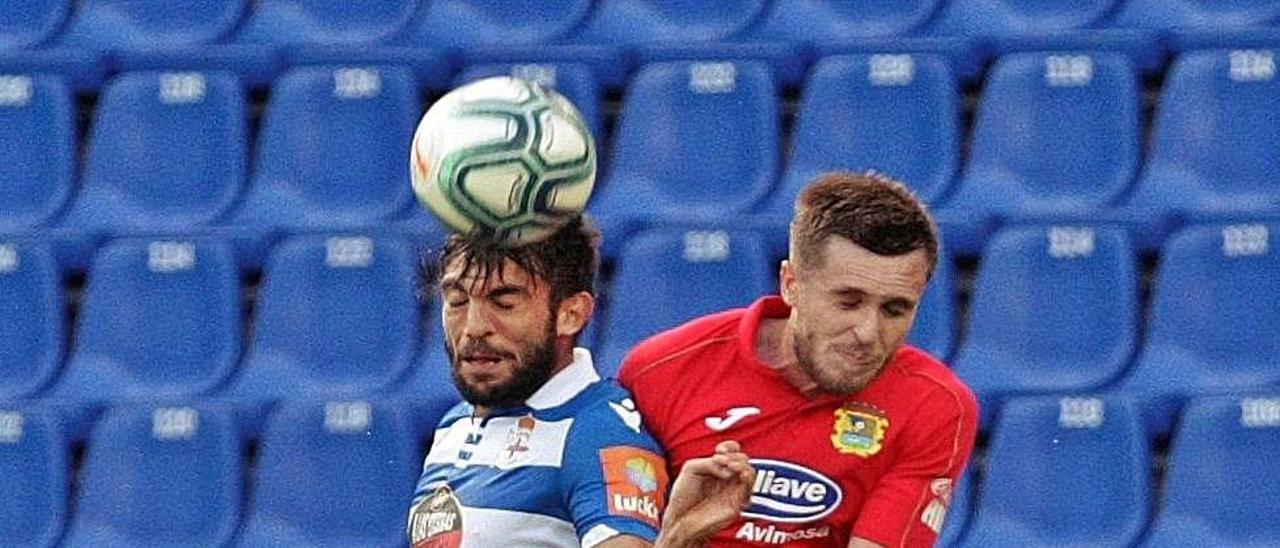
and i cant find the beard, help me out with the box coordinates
[446,326,559,409]
[792,328,888,395]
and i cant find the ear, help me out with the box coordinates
[555,291,596,338]
[779,260,797,306]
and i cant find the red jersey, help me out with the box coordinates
[619,297,978,548]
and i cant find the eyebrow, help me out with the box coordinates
[440,279,528,299]
[831,287,917,308]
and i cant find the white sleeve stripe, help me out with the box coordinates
[581,524,621,548]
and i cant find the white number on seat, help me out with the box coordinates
[159,72,207,104]
[325,401,373,434]
[1222,224,1269,257]
[0,244,17,273]
[1059,397,1105,429]
[0,411,23,444]
[148,241,197,273]
[334,68,382,99]
[1045,55,1094,87]
[689,62,737,94]
[869,54,916,86]
[325,236,374,268]
[1241,398,1280,428]
[0,75,33,106]
[683,230,731,262]
[1229,49,1275,82]
[152,407,199,440]
[1048,227,1096,259]
[511,64,558,88]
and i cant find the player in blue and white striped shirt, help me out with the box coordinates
[408,217,753,548]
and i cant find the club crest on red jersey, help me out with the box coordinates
[831,402,889,457]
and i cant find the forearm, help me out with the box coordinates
[652,520,708,548]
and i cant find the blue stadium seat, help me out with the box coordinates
[597,226,773,376]
[1112,0,1280,31]
[63,403,241,548]
[761,53,958,217]
[954,225,1137,425]
[908,242,955,361]
[0,0,70,49]
[221,235,419,410]
[1113,222,1280,436]
[590,61,778,240]
[400,0,591,48]
[929,0,1119,38]
[58,0,246,50]
[959,395,1150,547]
[231,65,419,231]
[937,468,973,548]
[1142,395,1280,547]
[237,400,419,547]
[46,239,240,407]
[456,62,603,143]
[0,242,63,401]
[0,74,74,232]
[0,407,67,548]
[1120,49,1280,251]
[60,71,246,233]
[941,51,1139,254]
[745,0,942,44]
[236,0,416,45]
[574,0,766,45]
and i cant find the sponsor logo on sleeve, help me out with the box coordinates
[920,478,953,533]
[831,402,889,457]
[742,459,843,523]
[600,446,669,528]
[407,485,463,548]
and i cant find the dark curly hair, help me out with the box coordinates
[790,171,939,280]
[429,215,601,318]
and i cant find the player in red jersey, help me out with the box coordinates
[620,172,979,547]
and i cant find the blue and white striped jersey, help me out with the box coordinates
[407,349,669,548]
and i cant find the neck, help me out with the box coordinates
[756,318,821,396]
[472,343,576,419]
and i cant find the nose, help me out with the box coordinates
[849,306,880,346]
[460,302,495,339]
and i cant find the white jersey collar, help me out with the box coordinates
[525,347,601,410]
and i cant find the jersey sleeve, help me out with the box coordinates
[618,341,674,444]
[560,385,670,547]
[851,385,979,548]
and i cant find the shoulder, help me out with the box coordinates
[619,307,745,385]
[435,401,475,430]
[888,346,979,423]
[560,381,663,455]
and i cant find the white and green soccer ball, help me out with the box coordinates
[410,76,596,244]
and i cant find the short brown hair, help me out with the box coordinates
[790,171,939,279]
[434,216,601,306]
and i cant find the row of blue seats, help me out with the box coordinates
[4,219,1277,438]
[1,399,428,547]
[940,394,1280,547]
[8,0,1280,51]
[5,48,1280,264]
[5,393,1278,547]
[7,0,1280,86]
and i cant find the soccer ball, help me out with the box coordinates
[410,76,596,244]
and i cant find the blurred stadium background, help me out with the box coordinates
[2,1,1279,546]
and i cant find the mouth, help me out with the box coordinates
[835,348,879,368]
[458,352,513,374]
